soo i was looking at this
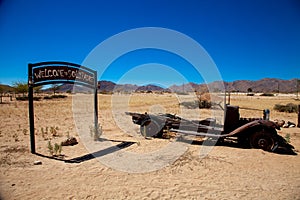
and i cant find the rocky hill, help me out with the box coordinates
[135,84,171,92]
[2,78,297,94]
[224,78,298,93]
[169,78,298,93]
[50,78,300,93]
[0,84,14,92]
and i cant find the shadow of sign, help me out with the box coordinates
[66,141,136,163]
[34,141,136,163]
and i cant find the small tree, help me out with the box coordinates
[50,84,61,95]
[247,88,254,96]
[13,81,28,97]
[33,85,43,95]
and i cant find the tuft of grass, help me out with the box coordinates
[285,133,291,143]
[47,141,54,156]
[89,123,102,141]
[50,126,59,137]
[47,141,62,156]
[41,127,48,140]
[40,126,61,140]
[54,143,62,156]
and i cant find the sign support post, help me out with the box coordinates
[28,64,36,154]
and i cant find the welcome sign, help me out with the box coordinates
[28,61,98,154]
[29,61,96,88]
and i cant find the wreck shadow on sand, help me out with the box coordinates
[177,137,297,155]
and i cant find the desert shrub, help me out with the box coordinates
[34,97,42,101]
[16,96,28,101]
[43,96,52,100]
[180,100,211,109]
[44,94,67,100]
[260,93,274,97]
[16,96,41,101]
[274,103,298,113]
[51,94,67,98]
[175,92,189,95]
[180,101,198,109]
[99,90,113,95]
[199,100,212,108]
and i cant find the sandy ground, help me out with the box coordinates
[0,93,299,199]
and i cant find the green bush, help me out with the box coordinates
[274,103,298,113]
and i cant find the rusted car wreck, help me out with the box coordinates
[126,104,296,155]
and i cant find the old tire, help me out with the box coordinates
[140,120,163,138]
[250,130,275,151]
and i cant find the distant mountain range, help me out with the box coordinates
[0,84,14,92]
[0,78,298,93]
[97,78,299,93]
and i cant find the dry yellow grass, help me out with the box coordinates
[230,94,299,122]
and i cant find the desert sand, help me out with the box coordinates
[0,93,299,199]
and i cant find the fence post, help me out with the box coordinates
[297,105,300,128]
[263,109,270,120]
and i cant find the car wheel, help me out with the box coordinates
[140,120,163,138]
[250,130,275,151]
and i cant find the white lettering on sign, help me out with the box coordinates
[33,66,95,86]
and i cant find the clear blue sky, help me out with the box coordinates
[0,0,299,86]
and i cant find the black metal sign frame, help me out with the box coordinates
[28,61,98,154]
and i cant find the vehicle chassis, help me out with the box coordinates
[126,104,296,154]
